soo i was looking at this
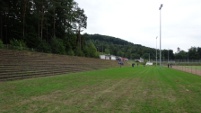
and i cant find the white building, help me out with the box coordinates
[99,55,117,61]
[110,55,116,60]
[135,57,144,63]
[146,62,153,66]
[100,55,106,60]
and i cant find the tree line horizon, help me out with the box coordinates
[0,0,200,60]
[84,34,201,60]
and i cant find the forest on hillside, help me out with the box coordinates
[85,34,201,60]
[0,0,98,57]
[0,0,200,60]
[84,34,174,60]
[86,34,201,60]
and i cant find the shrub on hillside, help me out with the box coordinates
[75,47,84,56]
[67,48,74,56]
[0,39,4,48]
[84,41,99,58]
[37,40,51,53]
[10,39,27,50]
[51,38,66,54]
[64,41,74,56]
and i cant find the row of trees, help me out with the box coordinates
[0,0,98,57]
[85,34,201,61]
[84,34,175,60]
[175,47,201,60]
[0,0,200,60]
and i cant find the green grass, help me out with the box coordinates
[184,66,201,70]
[1,66,201,113]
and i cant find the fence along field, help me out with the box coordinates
[1,66,201,113]
[172,60,201,76]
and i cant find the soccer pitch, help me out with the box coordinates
[1,66,201,113]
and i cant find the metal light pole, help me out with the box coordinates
[168,49,169,63]
[156,36,158,66]
[149,53,150,62]
[159,4,163,66]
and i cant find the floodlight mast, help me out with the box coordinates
[156,36,158,66]
[159,4,163,66]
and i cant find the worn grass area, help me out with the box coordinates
[1,66,201,113]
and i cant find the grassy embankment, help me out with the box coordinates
[1,66,201,113]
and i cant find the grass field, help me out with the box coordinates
[184,66,201,70]
[1,66,201,113]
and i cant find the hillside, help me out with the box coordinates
[0,49,124,81]
[84,34,158,60]
[1,0,199,61]
[84,34,201,60]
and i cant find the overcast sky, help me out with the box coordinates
[76,0,201,53]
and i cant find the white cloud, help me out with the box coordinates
[76,0,201,53]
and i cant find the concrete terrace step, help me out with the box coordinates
[0,49,120,81]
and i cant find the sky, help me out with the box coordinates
[76,0,201,53]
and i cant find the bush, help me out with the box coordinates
[75,47,84,56]
[84,41,98,57]
[51,38,66,54]
[64,40,74,56]
[67,48,74,56]
[10,39,27,50]
[25,34,40,49]
[37,40,51,53]
[0,39,4,48]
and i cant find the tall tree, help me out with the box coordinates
[21,0,28,39]
[72,3,87,49]
[188,47,200,60]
